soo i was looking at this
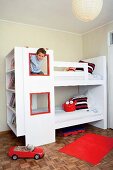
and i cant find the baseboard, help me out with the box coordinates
[0,130,11,136]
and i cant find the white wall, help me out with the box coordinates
[0,20,83,132]
[82,21,113,128]
[82,22,113,58]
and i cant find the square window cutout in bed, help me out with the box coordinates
[30,92,50,115]
[29,52,50,76]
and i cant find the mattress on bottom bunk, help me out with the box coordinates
[55,107,102,123]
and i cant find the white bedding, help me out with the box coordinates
[88,73,103,80]
[55,107,100,123]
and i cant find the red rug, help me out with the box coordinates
[59,133,113,165]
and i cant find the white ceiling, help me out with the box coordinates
[0,0,113,34]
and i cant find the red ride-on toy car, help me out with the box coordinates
[8,145,44,160]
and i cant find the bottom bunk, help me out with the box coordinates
[55,107,103,129]
[54,84,107,130]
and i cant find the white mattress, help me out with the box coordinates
[55,107,101,123]
[88,73,103,80]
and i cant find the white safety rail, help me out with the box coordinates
[54,60,104,86]
[54,61,88,80]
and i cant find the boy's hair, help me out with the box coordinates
[36,48,46,55]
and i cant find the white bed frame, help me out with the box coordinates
[54,56,107,130]
[6,47,107,146]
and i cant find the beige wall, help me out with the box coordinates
[82,22,113,128]
[82,22,113,58]
[0,20,83,131]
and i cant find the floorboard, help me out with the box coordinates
[0,124,113,170]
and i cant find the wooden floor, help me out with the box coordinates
[0,124,113,170]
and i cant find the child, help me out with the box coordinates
[30,48,46,74]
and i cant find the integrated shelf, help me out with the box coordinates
[7,105,16,114]
[6,88,15,93]
[7,121,16,135]
[6,47,25,137]
[6,69,15,73]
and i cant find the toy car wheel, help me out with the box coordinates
[34,154,40,160]
[12,154,18,160]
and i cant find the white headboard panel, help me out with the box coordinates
[85,56,106,80]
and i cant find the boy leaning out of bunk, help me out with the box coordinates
[30,48,46,75]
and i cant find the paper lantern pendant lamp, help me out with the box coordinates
[72,0,103,22]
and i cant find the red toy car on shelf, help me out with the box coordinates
[8,145,44,160]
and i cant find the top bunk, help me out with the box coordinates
[54,56,106,86]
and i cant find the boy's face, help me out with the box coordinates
[36,52,45,61]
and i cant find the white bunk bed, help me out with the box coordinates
[54,56,107,130]
[6,47,107,146]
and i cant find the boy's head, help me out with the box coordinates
[36,48,46,61]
